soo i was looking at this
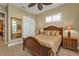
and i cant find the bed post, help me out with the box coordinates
[23,38,25,51]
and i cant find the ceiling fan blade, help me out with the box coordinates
[28,3,36,7]
[38,4,43,10]
[43,3,52,5]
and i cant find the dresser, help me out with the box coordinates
[63,37,77,51]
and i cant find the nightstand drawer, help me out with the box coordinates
[63,38,77,51]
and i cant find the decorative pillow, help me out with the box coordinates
[55,31,60,36]
[44,30,51,35]
[51,31,60,36]
[51,31,56,36]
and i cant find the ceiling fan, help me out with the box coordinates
[28,3,52,11]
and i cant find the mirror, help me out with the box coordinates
[11,17,22,39]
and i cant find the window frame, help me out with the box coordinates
[46,13,62,23]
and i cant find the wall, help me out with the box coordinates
[8,4,36,45]
[36,3,79,32]
[0,5,6,12]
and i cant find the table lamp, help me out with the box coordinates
[67,25,72,38]
[40,28,44,34]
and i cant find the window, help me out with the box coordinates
[46,16,52,23]
[46,13,62,23]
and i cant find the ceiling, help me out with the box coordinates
[14,3,64,15]
[0,3,64,15]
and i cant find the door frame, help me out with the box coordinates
[0,11,7,44]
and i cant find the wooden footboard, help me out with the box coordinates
[23,37,54,56]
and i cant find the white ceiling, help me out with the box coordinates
[14,3,64,15]
[0,3,64,15]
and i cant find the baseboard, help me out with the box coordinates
[8,40,23,47]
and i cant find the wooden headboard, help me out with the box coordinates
[44,26,63,36]
[39,26,63,37]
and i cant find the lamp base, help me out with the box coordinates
[68,31,70,38]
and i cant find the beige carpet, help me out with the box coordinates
[57,47,79,56]
[0,39,79,56]
[0,44,79,56]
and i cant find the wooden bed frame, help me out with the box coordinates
[23,26,63,56]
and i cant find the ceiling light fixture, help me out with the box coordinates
[28,3,52,11]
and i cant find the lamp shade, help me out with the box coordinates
[66,25,72,38]
[67,25,72,31]
[40,28,44,34]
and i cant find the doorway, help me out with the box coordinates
[0,11,6,46]
[0,20,3,39]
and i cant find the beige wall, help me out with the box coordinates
[8,4,36,44]
[0,5,6,12]
[36,4,79,32]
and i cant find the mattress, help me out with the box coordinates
[33,34,62,55]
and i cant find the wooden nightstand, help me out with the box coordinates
[63,37,77,51]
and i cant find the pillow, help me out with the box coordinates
[55,31,60,36]
[51,31,60,36]
[51,31,56,36]
[44,30,51,35]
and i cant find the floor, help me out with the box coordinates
[0,37,79,56]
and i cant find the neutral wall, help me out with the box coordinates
[0,5,6,12]
[36,3,79,31]
[8,4,36,44]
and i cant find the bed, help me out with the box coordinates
[23,26,63,56]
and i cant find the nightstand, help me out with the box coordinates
[63,37,77,51]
